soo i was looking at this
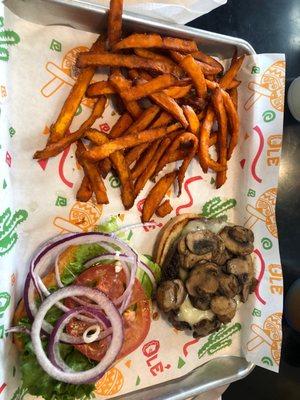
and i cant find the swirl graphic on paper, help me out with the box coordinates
[247,312,282,365]
[251,125,264,183]
[244,61,285,112]
[176,176,202,215]
[254,248,266,305]
[58,145,73,188]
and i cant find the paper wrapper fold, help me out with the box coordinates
[96,0,227,25]
[0,4,285,399]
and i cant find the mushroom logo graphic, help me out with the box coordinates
[244,61,285,112]
[244,188,277,238]
[247,312,282,365]
[53,201,103,233]
[41,46,95,109]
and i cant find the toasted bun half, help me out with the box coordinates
[154,213,200,267]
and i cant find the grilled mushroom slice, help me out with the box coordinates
[210,296,237,323]
[219,226,254,256]
[156,279,186,312]
[226,255,257,302]
[185,263,219,297]
[218,272,240,298]
[193,317,221,338]
[190,292,211,311]
[178,230,225,269]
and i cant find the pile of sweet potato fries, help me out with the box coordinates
[33,0,243,223]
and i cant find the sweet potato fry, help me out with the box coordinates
[199,107,226,173]
[212,88,228,188]
[113,33,163,51]
[169,50,221,75]
[226,79,241,90]
[164,85,192,99]
[82,125,177,162]
[110,151,135,209]
[124,111,172,166]
[209,132,218,147]
[229,87,238,110]
[142,171,177,223]
[182,105,200,135]
[49,37,105,144]
[76,175,92,202]
[152,148,186,179]
[108,0,123,48]
[219,55,245,89]
[134,48,183,78]
[222,89,239,160]
[33,96,107,159]
[110,112,133,138]
[191,50,223,72]
[76,140,109,204]
[85,129,134,209]
[154,132,198,195]
[120,74,178,102]
[134,138,171,197]
[98,112,133,178]
[77,52,175,75]
[155,199,173,218]
[179,54,207,98]
[125,144,149,167]
[131,140,161,181]
[149,91,188,128]
[162,37,198,53]
[125,105,160,135]
[86,81,115,97]
[109,70,143,118]
[113,33,197,53]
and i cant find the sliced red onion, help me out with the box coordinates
[113,222,157,234]
[32,286,123,384]
[6,326,31,335]
[48,306,112,372]
[24,233,137,333]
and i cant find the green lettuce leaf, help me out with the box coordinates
[136,255,161,298]
[60,243,106,285]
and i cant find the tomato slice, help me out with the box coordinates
[65,263,151,361]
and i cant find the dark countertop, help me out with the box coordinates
[188,0,300,398]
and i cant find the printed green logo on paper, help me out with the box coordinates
[198,323,241,358]
[56,196,67,207]
[252,308,262,317]
[202,197,237,219]
[50,39,62,52]
[0,292,11,314]
[247,188,256,197]
[0,208,28,256]
[0,17,20,62]
[9,126,16,137]
[251,66,260,74]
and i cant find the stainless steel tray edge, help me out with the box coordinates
[4,0,256,398]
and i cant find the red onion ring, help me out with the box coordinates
[48,306,112,372]
[31,286,123,384]
[24,233,137,342]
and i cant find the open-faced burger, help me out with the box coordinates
[154,214,257,338]
[10,232,159,400]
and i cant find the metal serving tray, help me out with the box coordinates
[4,0,255,398]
